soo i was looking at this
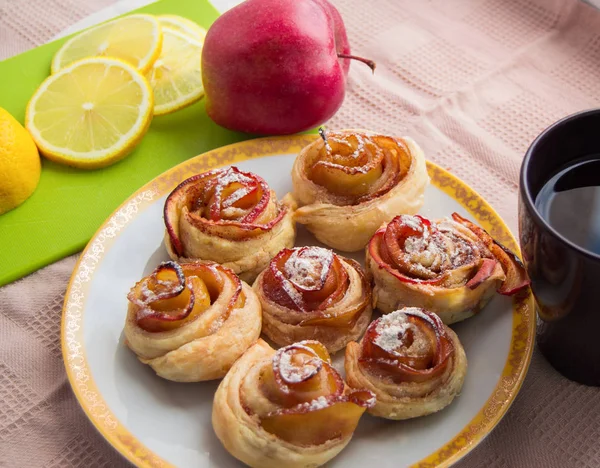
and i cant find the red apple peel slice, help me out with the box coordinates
[262,247,349,312]
[465,258,498,290]
[451,213,530,295]
[359,309,454,383]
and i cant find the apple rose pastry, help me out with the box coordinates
[291,130,429,252]
[253,246,372,353]
[366,213,530,324]
[345,308,467,420]
[164,166,296,282]
[124,261,261,382]
[212,339,375,468]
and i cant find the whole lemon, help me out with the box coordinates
[0,107,41,215]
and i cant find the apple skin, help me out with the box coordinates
[201,0,352,135]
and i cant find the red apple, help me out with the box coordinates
[201,0,374,135]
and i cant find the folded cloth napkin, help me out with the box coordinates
[1,0,600,466]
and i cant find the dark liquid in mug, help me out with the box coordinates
[535,157,600,255]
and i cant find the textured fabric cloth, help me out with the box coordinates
[2,0,600,466]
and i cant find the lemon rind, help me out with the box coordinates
[50,14,163,75]
[149,27,205,116]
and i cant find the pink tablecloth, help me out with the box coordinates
[1,0,600,466]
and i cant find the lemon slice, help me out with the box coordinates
[26,57,153,169]
[157,15,207,40]
[51,14,162,74]
[146,27,204,116]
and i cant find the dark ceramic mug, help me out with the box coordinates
[519,109,600,387]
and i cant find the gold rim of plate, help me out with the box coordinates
[61,134,535,468]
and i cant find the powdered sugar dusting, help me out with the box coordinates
[334,133,366,159]
[296,396,330,411]
[406,233,445,272]
[373,311,413,353]
[317,134,375,173]
[217,167,253,187]
[274,345,321,383]
[394,308,445,348]
[212,167,255,216]
[402,307,434,323]
[318,160,372,174]
[400,214,425,233]
[437,220,478,266]
[222,185,253,208]
[363,394,377,407]
[284,247,334,291]
[207,263,222,276]
[221,207,246,218]
[138,280,158,302]
[129,268,186,319]
[274,270,305,309]
[134,272,181,305]
[391,216,481,278]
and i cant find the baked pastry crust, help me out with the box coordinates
[291,131,429,252]
[212,339,375,468]
[366,214,506,324]
[124,261,261,382]
[253,246,372,353]
[345,308,467,420]
[164,166,296,283]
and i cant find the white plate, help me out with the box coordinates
[62,135,535,467]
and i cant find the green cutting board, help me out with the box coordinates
[0,0,253,287]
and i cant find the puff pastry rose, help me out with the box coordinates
[253,246,372,353]
[291,130,429,252]
[164,166,296,282]
[345,308,467,420]
[212,339,375,468]
[124,261,261,382]
[366,213,529,324]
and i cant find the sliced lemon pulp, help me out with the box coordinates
[157,15,207,40]
[146,27,204,116]
[51,14,162,74]
[26,57,153,169]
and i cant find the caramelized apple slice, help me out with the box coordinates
[225,184,261,211]
[260,390,375,446]
[296,340,331,363]
[141,261,186,301]
[465,258,498,290]
[138,276,211,332]
[275,345,323,386]
[310,134,384,197]
[310,160,383,197]
[382,215,437,280]
[164,167,281,254]
[263,341,343,406]
[262,247,349,312]
[299,304,360,327]
[451,213,530,295]
[300,260,369,328]
[129,262,213,333]
[261,363,343,407]
[273,342,341,395]
[360,309,454,383]
[490,243,531,295]
[369,228,442,285]
[307,256,348,311]
[205,168,268,223]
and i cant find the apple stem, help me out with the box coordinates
[337,53,376,73]
[319,127,332,152]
